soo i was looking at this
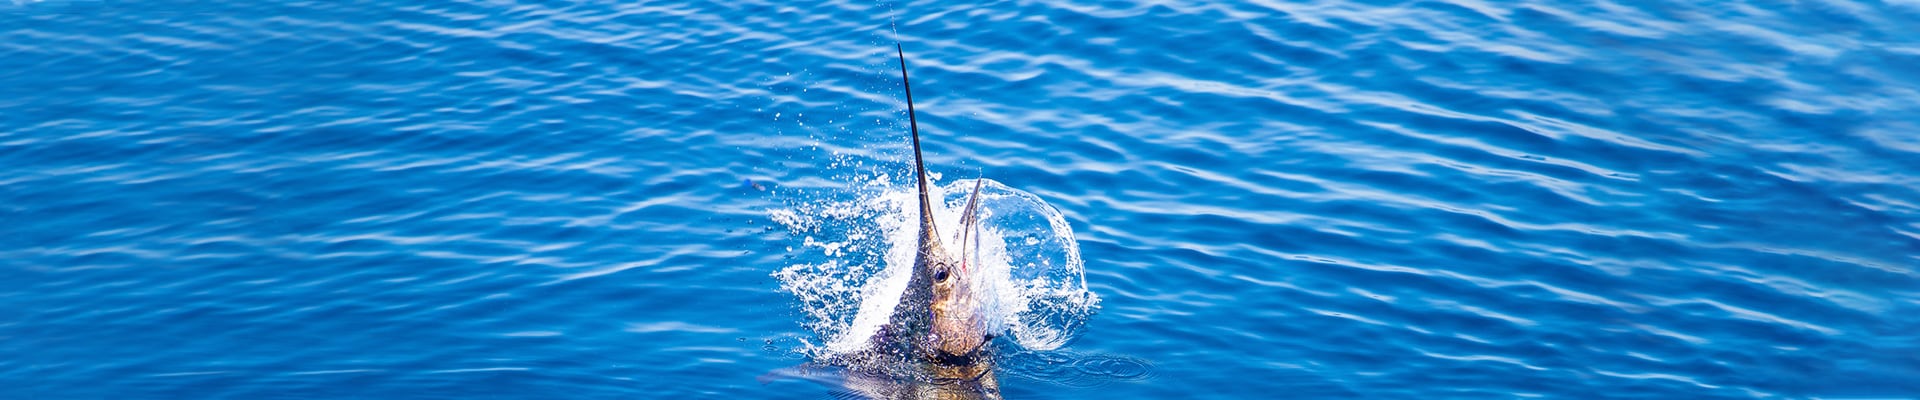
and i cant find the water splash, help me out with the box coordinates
[770,176,1100,358]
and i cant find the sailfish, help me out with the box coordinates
[872,42,1002,399]
[763,44,1002,400]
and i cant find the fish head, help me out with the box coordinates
[896,42,995,374]
[922,179,993,367]
[924,246,986,361]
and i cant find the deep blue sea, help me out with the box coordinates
[5,0,1919,398]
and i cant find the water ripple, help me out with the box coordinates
[3,0,1918,398]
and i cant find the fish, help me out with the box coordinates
[885,41,1002,399]
[762,43,1003,400]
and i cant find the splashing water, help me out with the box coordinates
[771,176,1100,359]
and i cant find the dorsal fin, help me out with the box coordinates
[957,178,985,273]
[897,44,939,246]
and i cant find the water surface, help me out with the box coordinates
[4,0,1918,398]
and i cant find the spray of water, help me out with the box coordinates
[771,175,1100,359]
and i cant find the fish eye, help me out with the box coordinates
[933,267,950,282]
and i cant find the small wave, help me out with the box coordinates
[999,348,1155,388]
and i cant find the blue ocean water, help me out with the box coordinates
[5,0,1919,398]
